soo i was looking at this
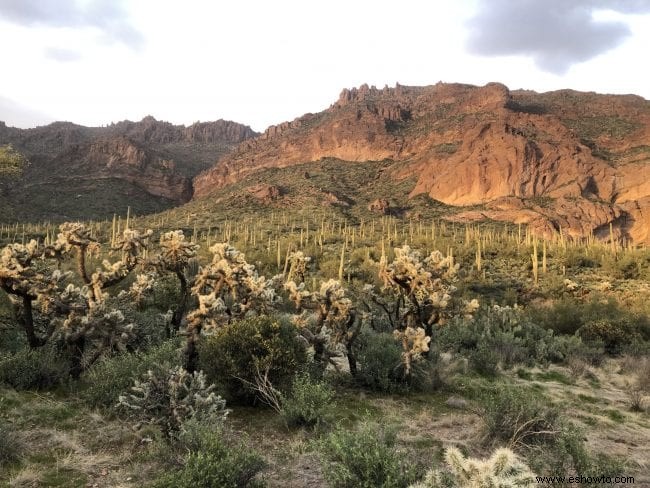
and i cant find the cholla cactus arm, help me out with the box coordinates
[112,228,152,268]
[284,280,311,309]
[393,327,431,378]
[48,223,100,285]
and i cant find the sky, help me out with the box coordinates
[1,0,650,131]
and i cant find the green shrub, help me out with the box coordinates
[152,423,266,488]
[82,340,180,409]
[468,342,500,377]
[355,331,405,392]
[438,306,573,372]
[198,315,307,404]
[0,345,68,390]
[476,384,561,449]
[528,299,582,336]
[319,422,420,488]
[281,373,334,428]
[0,420,22,467]
[578,318,639,355]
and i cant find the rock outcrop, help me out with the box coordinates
[193,82,650,244]
[55,137,193,202]
[368,198,390,215]
[246,183,281,203]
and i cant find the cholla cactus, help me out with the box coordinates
[118,366,228,437]
[393,326,431,377]
[188,243,277,331]
[0,240,49,347]
[151,230,199,273]
[184,243,278,372]
[286,251,311,283]
[1,223,152,378]
[147,230,200,329]
[284,276,361,374]
[410,447,534,488]
[378,246,463,330]
[366,246,477,376]
[112,228,153,268]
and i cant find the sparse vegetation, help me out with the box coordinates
[1,207,649,486]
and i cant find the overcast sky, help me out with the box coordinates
[1,0,649,131]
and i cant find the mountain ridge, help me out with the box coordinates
[193,82,650,244]
[0,116,258,221]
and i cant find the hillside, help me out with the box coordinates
[0,117,257,222]
[194,82,650,244]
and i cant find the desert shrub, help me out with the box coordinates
[601,252,650,280]
[468,342,500,377]
[438,306,573,372]
[476,384,561,449]
[281,373,334,428]
[528,299,583,336]
[475,383,604,476]
[152,422,266,488]
[355,330,442,392]
[527,298,650,355]
[118,366,228,437]
[319,422,420,488]
[526,423,624,477]
[563,250,599,269]
[198,315,307,404]
[82,340,180,409]
[410,447,534,488]
[578,318,639,354]
[625,358,650,411]
[0,420,22,467]
[554,335,604,366]
[0,315,24,353]
[0,345,68,390]
[355,331,405,392]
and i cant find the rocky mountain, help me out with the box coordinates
[193,83,650,244]
[0,117,257,221]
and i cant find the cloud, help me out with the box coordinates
[44,47,83,63]
[0,96,53,128]
[0,0,142,49]
[466,0,650,74]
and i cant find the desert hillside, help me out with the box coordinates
[194,82,650,244]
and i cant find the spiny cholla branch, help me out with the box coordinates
[410,447,535,488]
